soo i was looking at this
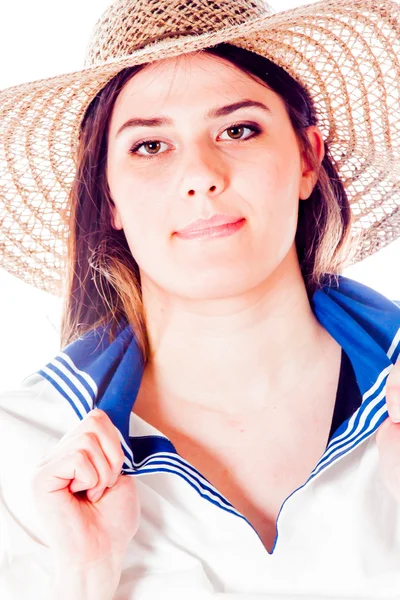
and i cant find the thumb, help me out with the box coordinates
[386,356,400,423]
[376,417,400,503]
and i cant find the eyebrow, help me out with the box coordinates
[115,100,271,138]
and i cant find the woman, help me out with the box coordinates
[0,0,400,598]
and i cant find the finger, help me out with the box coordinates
[37,429,116,499]
[85,409,126,477]
[32,449,98,496]
[375,415,392,446]
[58,409,125,477]
[78,411,126,500]
[39,410,125,486]
[67,430,116,500]
[386,356,400,423]
[376,418,400,503]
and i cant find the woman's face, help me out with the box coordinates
[107,52,324,299]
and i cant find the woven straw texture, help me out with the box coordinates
[0,0,399,297]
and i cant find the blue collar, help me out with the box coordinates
[37,275,400,481]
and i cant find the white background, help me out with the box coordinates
[0,0,399,392]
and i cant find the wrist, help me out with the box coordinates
[49,557,122,600]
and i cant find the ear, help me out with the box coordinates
[299,126,325,201]
[110,202,123,230]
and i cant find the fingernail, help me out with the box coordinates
[111,473,120,486]
[391,409,400,423]
[90,490,102,503]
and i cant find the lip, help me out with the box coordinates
[176,214,243,235]
[175,218,245,240]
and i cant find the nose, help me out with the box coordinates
[177,143,227,201]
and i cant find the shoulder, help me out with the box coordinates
[0,373,79,530]
[0,373,79,464]
[0,374,80,568]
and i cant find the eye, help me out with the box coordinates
[219,123,260,141]
[128,122,261,159]
[130,140,169,156]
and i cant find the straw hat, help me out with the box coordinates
[0,0,399,297]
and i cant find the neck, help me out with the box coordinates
[134,253,341,438]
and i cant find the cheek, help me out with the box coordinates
[236,153,300,260]
[109,157,172,214]
[237,153,299,218]
[110,177,171,261]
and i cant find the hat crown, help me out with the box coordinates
[84,0,270,67]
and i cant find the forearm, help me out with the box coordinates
[47,578,118,600]
[47,560,122,600]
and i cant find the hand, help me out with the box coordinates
[31,409,140,571]
[376,357,400,502]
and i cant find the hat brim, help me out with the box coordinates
[1,0,399,296]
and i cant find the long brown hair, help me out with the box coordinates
[60,43,354,363]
